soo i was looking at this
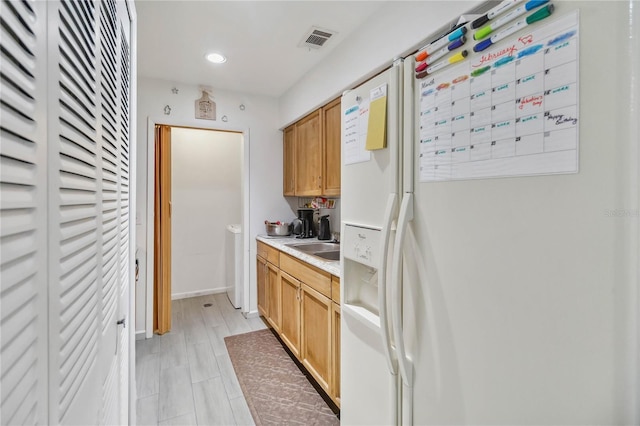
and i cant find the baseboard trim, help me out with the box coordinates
[135,330,147,340]
[243,310,260,319]
[171,288,227,300]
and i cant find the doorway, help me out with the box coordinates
[154,125,244,334]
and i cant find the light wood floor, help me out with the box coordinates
[135,293,267,425]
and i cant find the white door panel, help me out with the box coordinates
[0,0,135,424]
[0,0,49,424]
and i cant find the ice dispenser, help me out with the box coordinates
[342,224,384,326]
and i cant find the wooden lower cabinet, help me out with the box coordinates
[301,283,332,393]
[279,271,301,357]
[257,242,340,405]
[257,256,268,317]
[266,262,281,332]
[331,302,341,407]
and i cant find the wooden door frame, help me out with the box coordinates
[144,117,250,339]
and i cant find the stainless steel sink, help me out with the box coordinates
[312,251,340,261]
[285,242,339,253]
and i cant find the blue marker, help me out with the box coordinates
[474,4,554,52]
[422,36,467,68]
[473,0,549,40]
[419,26,468,57]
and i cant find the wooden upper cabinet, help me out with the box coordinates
[283,125,296,196]
[322,98,341,196]
[284,97,342,196]
[295,110,323,196]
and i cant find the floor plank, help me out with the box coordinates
[158,412,197,426]
[216,352,244,400]
[136,394,158,426]
[207,323,231,356]
[158,331,188,370]
[193,377,236,425]
[158,365,195,421]
[230,396,255,426]
[136,353,160,398]
[187,341,221,383]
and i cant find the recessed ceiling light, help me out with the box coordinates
[206,52,227,64]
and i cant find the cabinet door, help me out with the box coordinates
[295,110,322,196]
[279,271,301,357]
[266,262,281,332]
[301,283,332,393]
[322,98,341,196]
[331,302,341,407]
[283,125,296,196]
[257,256,268,317]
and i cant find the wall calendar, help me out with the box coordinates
[417,11,579,182]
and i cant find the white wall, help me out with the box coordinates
[135,77,293,336]
[171,128,242,298]
[278,1,481,127]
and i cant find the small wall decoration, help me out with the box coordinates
[195,90,216,120]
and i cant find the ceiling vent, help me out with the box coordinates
[298,26,337,49]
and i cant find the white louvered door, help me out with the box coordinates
[97,0,123,424]
[117,5,132,424]
[0,1,134,424]
[0,0,49,424]
[47,0,103,422]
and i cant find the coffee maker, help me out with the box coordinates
[296,208,316,239]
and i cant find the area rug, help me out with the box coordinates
[224,329,339,426]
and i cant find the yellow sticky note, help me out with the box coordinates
[365,96,387,150]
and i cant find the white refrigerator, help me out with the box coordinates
[340,1,638,425]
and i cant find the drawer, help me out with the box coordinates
[257,241,280,266]
[331,276,340,304]
[280,253,331,298]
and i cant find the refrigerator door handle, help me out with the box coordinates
[391,192,414,389]
[378,193,399,375]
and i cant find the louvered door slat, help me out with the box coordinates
[58,3,95,91]
[49,0,101,423]
[0,0,47,423]
[101,359,118,426]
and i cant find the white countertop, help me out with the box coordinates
[256,235,340,277]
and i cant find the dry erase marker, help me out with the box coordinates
[474,0,549,40]
[473,4,554,52]
[426,50,468,74]
[471,0,522,29]
[416,36,466,70]
[420,26,468,57]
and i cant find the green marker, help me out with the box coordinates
[474,0,549,40]
[473,4,555,52]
